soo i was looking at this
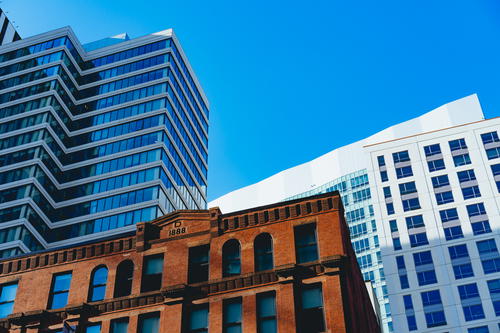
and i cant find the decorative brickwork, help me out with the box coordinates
[0,191,379,332]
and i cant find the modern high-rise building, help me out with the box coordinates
[367,113,500,332]
[0,25,209,258]
[0,10,21,46]
[209,94,493,332]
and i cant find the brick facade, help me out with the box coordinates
[0,192,379,333]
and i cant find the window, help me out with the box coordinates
[383,186,392,198]
[141,254,164,292]
[48,272,72,309]
[458,283,480,299]
[114,260,134,297]
[186,304,208,333]
[491,163,500,176]
[396,166,413,179]
[386,202,395,215]
[85,324,101,333]
[477,239,498,254]
[406,314,417,331]
[222,239,241,277]
[380,170,388,182]
[409,233,428,247]
[393,151,410,163]
[453,153,471,166]
[468,327,489,333]
[413,251,437,285]
[396,255,406,269]
[486,147,500,159]
[467,203,487,217]
[444,226,464,240]
[477,239,500,274]
[0,282,17,318]
[421,290,447,328]
[399,275,409,289]
[458,283,485,321]
[223,298,242,333]
[405,215,424,229]
[462,185,481,199]
[393,237,402,251]
[138,312,160,333]
[428,159,445,172]
[389,220,398,232]
[481,131,499,144]
[413,250,433,266]
[440,208,458,222]
[89,266,108,302]
[471,220,492,235]
[257,292,277,333]
[399,181,417,195]
[424,144,441,157]
[188,245,209,284]
[453,263,474,279]
[462,184,481,199]
[353,188,371,202]
[417,270,437,286]
[435,191,454,205]
[110,318,129,333]
[402,197,420,211]
[431,175,450,188]
[458,169,476,182]
[449,138,467,151]
[487,278,500,316]
[377,155,386,167]
[255,234,274,272]
[294,224,319,264]
[299,284,325,333]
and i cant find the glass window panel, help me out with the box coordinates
[111,318,129,333]
[139,313,160,333]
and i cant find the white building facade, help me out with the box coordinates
[367,116,500,333]
[210,94,498,332]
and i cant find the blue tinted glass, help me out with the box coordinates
[224,300,242,322]
[190,306,208,330]
[86,324,101,333]
[257,293,276,317]
[0,302,14,318]
[302,286,323,309]
[111,319,129,333]
[140,314,160,333]
[145,255,164,274]
[50,292,69,309]
[0,283,17,302]
[53,273,72,292]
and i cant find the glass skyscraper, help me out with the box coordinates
[0,26,209,258]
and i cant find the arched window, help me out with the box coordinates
[88,266,108,302]
[222,239,241,277]
[114,260,134,298]
[254,233,273,271]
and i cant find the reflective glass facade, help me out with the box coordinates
[0,27,209,257]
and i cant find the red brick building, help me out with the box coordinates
[0,192,379,333]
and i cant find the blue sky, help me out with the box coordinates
[4,0,500,201]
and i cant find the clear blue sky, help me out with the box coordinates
[4,0,500,201]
